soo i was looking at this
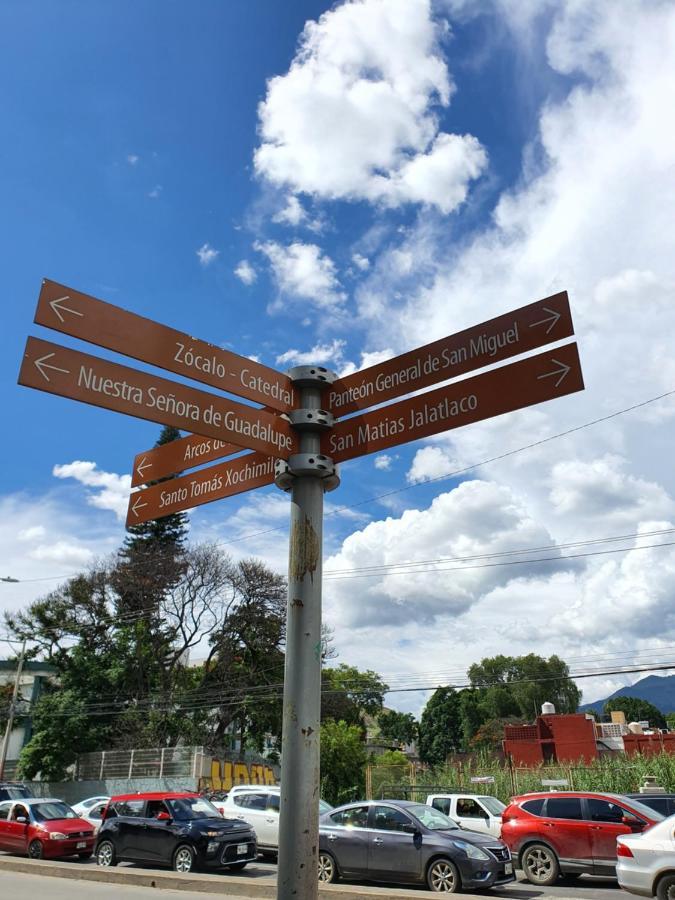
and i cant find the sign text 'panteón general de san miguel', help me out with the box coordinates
[18,337,296,458]
[327,291,574,415]
[35,279,296,412]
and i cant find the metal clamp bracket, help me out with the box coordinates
[275,455,340,493]
[286,365,337,388]
[287,408,334,431]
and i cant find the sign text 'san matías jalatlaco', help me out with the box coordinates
[127,452,275,527]
[326,291,574,415]
[35,279,296,412]
[18,337,297,458]
[323,342,583,463]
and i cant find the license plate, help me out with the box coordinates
[505,863,513,875]
[76,842,87,849]
[237,843,248,856]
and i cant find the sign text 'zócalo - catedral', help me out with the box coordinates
[323,342,584,463]
[327,291,574,415]
[18,337,297,458]
[127,451,275,527]
[35,278,296,412]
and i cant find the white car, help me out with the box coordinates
[71,796,110,833]
[217,785,332,854]
[617,814,675,898]
[425,793,506,837]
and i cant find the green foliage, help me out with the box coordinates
[321,664,387,727]
[468,653,581,719]
[604,696,667,730]
[418,686,463,766]
[320,720,367,806]
[377,710,418,746]
[667,712,675,731]
[470,716,524,752]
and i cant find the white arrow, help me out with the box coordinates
[49,295,84,324]
[537,358,571,389]
[34,352,71,382]
[529,306,561,334]
[130,495,149,518]
[135,457,152,480]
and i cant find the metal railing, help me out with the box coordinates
[76,745,205,781]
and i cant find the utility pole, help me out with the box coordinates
[0,638,27,780]
[275,367,338,900]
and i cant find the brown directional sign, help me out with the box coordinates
[35,278,296,412]
[18,337,297,458]
[327,291,574,415]
[131,433,242,487]
[322,342,584,464]
[127,452,275,527]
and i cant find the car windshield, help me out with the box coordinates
[319,799,333,814]
[32,802,78,821]
[166,797,222,821]
[407,804,459,830]
[609,794,665,822]
[481,797,506,815]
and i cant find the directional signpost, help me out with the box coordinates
[18,281,584,900]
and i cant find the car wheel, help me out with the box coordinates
[96,840,117,867]
[656,874,675,900]
[521,843,560,886]
[318,851,338,883]
[426,857,460,893]
[28,839,44,860]
[173,844,195,873]
[227,861,248,871]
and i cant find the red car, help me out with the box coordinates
[0,797,95,860]
[501,791,663,885]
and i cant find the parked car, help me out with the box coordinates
[95,791,257,873]
[76,798,110,834]
[617,813,675,899]
[217,784,332,854]
[71,795,110,817]
[501,791,664,886]
[0,782,32,802]
[318,799,514,893]
[625,793,675,819]
[425,794,505,837]
[0,797,95,859]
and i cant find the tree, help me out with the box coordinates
[604,697,667,730]
[418,687,463,766]
[321,665,388,727]
[320,720,367,806]
[377,710,418,746]
[470,716,524,752]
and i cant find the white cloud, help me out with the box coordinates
[234,260,257,285]
[255,240,346,310]
[18,526,46,541]
[196,243,220,266]
[254,0,487,212]
[352,253,370,271]
[52,461,131,521]
[374,455,393,471]
[337,347,394,378]
[273,195,307,226]
[276,339,347,369]
[126,154,139,165]
[148,184,163,199]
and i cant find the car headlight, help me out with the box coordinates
[201,830,222,837]
[451,839,490,861]
[49,832,67,840]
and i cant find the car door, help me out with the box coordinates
[142,800,179,863]
[259,793,280,849]
[113,799,148,858]
[86,801,107,834]
[541,797,593,867]
[586,798,644,871]
[231,791,273,846]
[4,803,30,853]
[367,804,422,881]
[321,805,370,876]
[0,801,14,850]
[453,797,491,835]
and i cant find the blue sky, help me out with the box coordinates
[3,0,675,713]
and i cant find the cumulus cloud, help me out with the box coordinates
[276,339,347,368]
[52,461,131,521]
[234,259,257,285]
[126,154,139,165]
[196,243,220,266]
[352,253,370,271]
[254,0,487,212]
[148,184,162,199]
[255,240,346,309]
[374,455,393,471]
[273,195,307,226]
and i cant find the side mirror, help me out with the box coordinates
[622,815,643,830]
[402,823,418,835]
[16,816,28,824]
[156,811,172,822]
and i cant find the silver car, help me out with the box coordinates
[319,799,514,893]
[617,815,675,899]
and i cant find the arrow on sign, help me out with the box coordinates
[49,295,84,324]
[34,352,71,382]
[135,456,152,480]
[129,495,149,519]
[529,306,561,334]
[537,357,571,388]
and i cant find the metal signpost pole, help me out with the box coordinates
[275,367,338,900]
[0,637,27,780]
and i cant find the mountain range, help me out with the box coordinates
[580,674,675,715]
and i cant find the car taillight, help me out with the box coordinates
[617,843,634,858]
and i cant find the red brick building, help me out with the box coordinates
[504,713,599,765]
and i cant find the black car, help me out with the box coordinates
[95,791,257,873]
[625,793,675,818]
[0,782,32,802]
[319,799,514,893]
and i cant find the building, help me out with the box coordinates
[0,659,56,771]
